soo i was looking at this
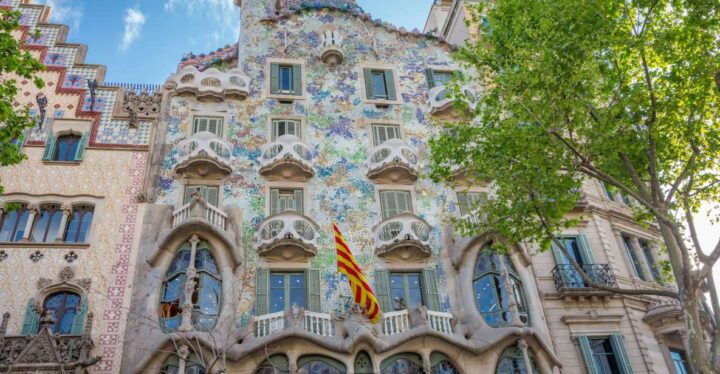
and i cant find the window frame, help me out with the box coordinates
[378,189,414,220]
[268,186,305,216]
[29,204,63,243]
[456,190,487,217]
[270,118,302,141]
[473,247,529,327]
[621,234,647,281]
[0,203,30,242]
[183,184,221,207]
[267,58,307,100]
[360,64,401,105]
[191,115,225,138]
[388,271,425,311]
[371,123,402,147]
[63,204,94,244]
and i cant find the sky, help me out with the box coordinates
[34,0,436,84]
[34,0,719,289]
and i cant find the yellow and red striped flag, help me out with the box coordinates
[333,223,382,323]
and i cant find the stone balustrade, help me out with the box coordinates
[259,134,315,181]
[172,198,228,231]
[254,310,333,338]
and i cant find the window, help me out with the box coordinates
[192,116,224,136]
[600,181,616,201]
[255,268,320,315]
[271,119,301,140]
[380,353,423,374]
[41,291,81,335]
[430,352,460,374]
[0,204,30,242]
[363,68,397,101]
[256,355,290,374]
[184,185,219,207]
[160,240,221,331]
[269,272,305,313]
[639,240,662,283]
[161,353,206,374]
[354,351,374,374]
[551,235,595,288]
[670,348,690,374]
[473,248,528,327]
[379,190,412,220]
[270,63,302,96]
[578,335,633,374]
[389,272,424,310]
[371,124,401,146]
[496,344,539,374]
[457,191,487,216]
[269,188,303,215]
[425,69,458,89]
[30,204,63,242]
[63,205,94,243]
[43,133,88,162]
[621,235,647,281]
[298,355,347,374]
[374,269,440,312]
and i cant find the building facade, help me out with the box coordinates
[0,0,712,373]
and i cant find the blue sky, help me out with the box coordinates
[36,0,435,84]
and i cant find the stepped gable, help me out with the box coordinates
[1,0,155,150]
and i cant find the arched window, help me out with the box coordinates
[30,204,63,242]
[354,351,374,374]
[255,355,289,374]
[380,353,423,374]
[0,203,30,242]
[63,205,94,243]
[160,240,221,331]
[496,344,539,374]
[53,134,81,161]
[160,352,206,374]
[42,291,81,335]
[473,246,528,327]
[430,352,460,374]
[298,355,347,374]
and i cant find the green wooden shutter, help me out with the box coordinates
[42,134,57,161]
[399,191,412,214]
[384,70,397,101]
[374,270,391,312]
[578,336,600,374]
[270,63,280,94]
[206,186,219,206]
[551,238,570,265]
[255,268,269,315]
[70,297,88,335]
[422,269,441,311]
[306,269,321,312]
[292,64,302,96]
[269,189,279,216]
[21,298,40,335]
[74,132,89,161]
[610,334,634,374]
[294,189,303,214]
[363,68,375,99]
[577,234,596,264]
[425,68,436,89]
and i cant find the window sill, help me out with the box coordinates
[268,93,307,101]
[364,98,401,106]
[0,241,90,248]
[42,160,82,166]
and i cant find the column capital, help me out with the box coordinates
[26,204,40,214]
[61,204,74,215]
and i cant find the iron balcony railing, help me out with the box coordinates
[551,263,617,290]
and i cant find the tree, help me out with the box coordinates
[429,0,720,372]
[0,8,45,194]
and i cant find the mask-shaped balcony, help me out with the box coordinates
[259,135,315,182]
[428,84,478,116]
[373,212,432,262]
[174,131,233,178]
[257,211,319,261]
[366,139,419,184]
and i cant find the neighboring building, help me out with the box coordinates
[0,0,711,373]
[423,0,479,47]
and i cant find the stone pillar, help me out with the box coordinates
[0,312,9,339]
[177,344,190,374]
[55,204,73,242]
[518,339,534,374]
[630,237,654,281]
[498,254,522,326]
[421,350,431,374]
[21,204,39,241]
[179,234,200,332]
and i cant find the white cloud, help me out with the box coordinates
[36,0,83,31]
[120,7,146,51]
[163,0,239,44]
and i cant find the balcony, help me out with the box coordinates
[0,311,100,370]
[172,194,228,231]
[551,264,617,302]
[259,135,315,182]
[254,309,333,338]
[373,213,432,262]
[257,211,319,261]
[174,131,233,178]
[428,84,478,116]
[366,139,419,184]
[380,309,454,336]
[168,66,250,101]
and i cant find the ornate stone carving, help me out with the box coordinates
[59,266,74,282]
[122,89,162,128]
[36,278,53,290]
[29,251,44,263]
[0,250,7,262]
[64,251,78,263]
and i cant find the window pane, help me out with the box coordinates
[0,210,19,242]
[54,135,80,161]
[270,274,286,312]
[12,209,30,242]
[76,210,93,242]
[30,209,49,242]
[433,71,454,86]
[272,119,300,140]
[589,338,622,374]
[289,273,305,308]
[43,292,80,335]
[372,72,388,98]
[195,274,221,329]
[406,273,423,308]
[389,274,405,310]
[622,236,646,280]
[280,66,293,92]
[670,349,690,374]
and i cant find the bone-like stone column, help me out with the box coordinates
[179,234,200,332]
[518,338,534,374]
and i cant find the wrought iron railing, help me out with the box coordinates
[551,264,617,290]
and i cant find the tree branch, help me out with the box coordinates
[618,151,651,200]
[665,141,699,205]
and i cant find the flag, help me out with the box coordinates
[334,223,382,323]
